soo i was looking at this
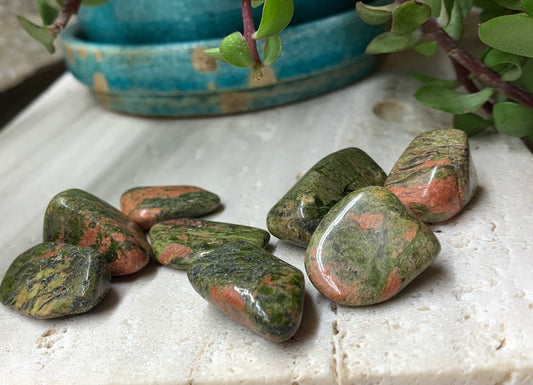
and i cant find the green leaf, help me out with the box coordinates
[252,0,265,7]
[524,0,533,16]
[254,0,294,40]
[202,47,228,63]
[493,102,533,136]
[423,0,443,17]
[391,1,432,36]
[453,113,493,136]
[411,72,458,88]
[436,0,450,27]
[219,32,254,68]
[17,16,57,53]
[37,0,59,25]
[414,86,494,114]
[475,0,514,22]
[479,14,533,58]
[355,2,395,25]
[81,0,110,6]
[482,48,526,81]
[366,31,422,54]
[494,0,522,9]
[443,0,474,40]
[414,41,438,56]
[518,58,533,93]
[262,35,282,66]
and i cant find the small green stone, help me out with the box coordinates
[385,129,477,222]
[267,147,387,247]
[305,186,440,306]
[43,189,151,276]
[0,242,111,319]
[187,241,305,342]
[149,218,270,269]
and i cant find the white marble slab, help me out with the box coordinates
[0,45,532,384]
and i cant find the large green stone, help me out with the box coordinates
[187,241,305,342]
[120,186,221,230]
[149,218,270,269]
[385,129,477,223]
[267,147,387,247]
[0,242,111,319]
[305,186,440,306]
[43,189,151,276]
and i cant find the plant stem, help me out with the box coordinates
[420,17,533,110]
[241,0,261,66]
[51,0,83,32]
[451,59,493,114]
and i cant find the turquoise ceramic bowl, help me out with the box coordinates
[78,0,357,44]
[60,9,383,116]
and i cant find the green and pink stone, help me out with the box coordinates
[120,185,221,230]
[0,242,111,319]
[385,129,476,223]
[305,187,440,306]
[267,147,387,247]
[43,189,151,276]
[149,218,270,269]
[188,241,305,342]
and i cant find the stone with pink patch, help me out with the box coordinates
[305,186,440,306]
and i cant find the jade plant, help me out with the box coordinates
[19,0,533,141]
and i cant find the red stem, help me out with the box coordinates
[51,0,83,32]
[241,0,261,65]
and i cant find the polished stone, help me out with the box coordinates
[385,129,477,223]
[267,147,387,247]
[149,218,270,269]
[43,189,151,276]
[305,186,440,306]
[120,185,221,230]
[188,241,305,342]
[0,242,111,319]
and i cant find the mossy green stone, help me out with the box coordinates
[149,219,270,269]
[187,241,305,342]
[267,147,387,247]
[305,186,440,306]
[385,129,476,222]
[43,189,151,276]
[0,242,111,319]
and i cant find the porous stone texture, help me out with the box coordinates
[267,147,387,247]
[305,186,440,306]
[149,218,270,269]
[385,128,477,222]
[188,241,305,342]
[0,242,110,319]
[44,189,151,276]
[0,0,62,91]
[120,185,221,230]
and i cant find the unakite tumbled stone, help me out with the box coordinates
[120,186,221,230]
[43,189,151,276]
[0,242,111,319]
[149,219,270,269]
[305,186,440,306]
[187,241,305,342]
[385,129,476,223]
[267,148,387,247]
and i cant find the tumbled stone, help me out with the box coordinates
[149,218,270,270]
[188,241,305,342]
[305,186,440,306]
[120,185,221,230]
[43,189,151,276]
[0,242,111,319]
[267,147,387,247]
[385,129,476,223]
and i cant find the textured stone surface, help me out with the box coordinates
[0,242,110,319]
[306,186,440,306]
[188,241,305,342]
[149,218,270,269]
[120,185,221,230]
[385,128,477,223]
[267,147,387,247]
[43,189,151,276]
